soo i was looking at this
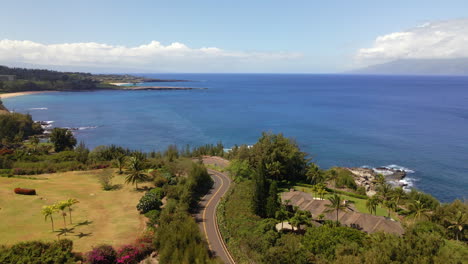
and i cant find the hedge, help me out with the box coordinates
[14,187,36,195]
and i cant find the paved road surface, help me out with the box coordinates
[196,157,235,264]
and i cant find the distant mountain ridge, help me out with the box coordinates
[352,58,468,76]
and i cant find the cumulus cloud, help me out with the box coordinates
[356,19,468,66]
[0,39,302,72]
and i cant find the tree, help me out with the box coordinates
[50,128,77,152]
[447,210,467,241]
[275,206,289,230]
[384,200,397,217]
[250,132,309,182]
[41,205,57,232]
[408,200,430,221]
[377,183,394,216]
[75,141,89,164]
[289,209,312,231]
[325,194,351,223]
[30,135,40,152]
[113,154,127,174]
[125,155,147,190]
[316,184,328,200]
[266,181,280,218]
[311,184,319,199]
[306,163,324,185]
[252,160,268,217]
[65,198,79,224]
[226,159,253,182]
[392,187,406,206]
[375,174,386,186]
[327,169,339,186]
[55,201,68,229]
[366,196,381,215]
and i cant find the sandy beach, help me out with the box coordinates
[109,82,132,86]
[0,91,56,99]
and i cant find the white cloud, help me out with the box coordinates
[0,39,302,72]
[356,19,468,66]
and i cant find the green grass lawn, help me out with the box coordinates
[293,185,389,217]
[0,169,148,252]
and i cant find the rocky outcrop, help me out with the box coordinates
[346,167,407,196]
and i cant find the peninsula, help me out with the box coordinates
[0,65,195,95]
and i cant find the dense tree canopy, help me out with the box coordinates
[0,112,42,143]
[250,132,309,182]
[49,128,77,152]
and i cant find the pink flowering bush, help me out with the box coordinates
[85,244,117,264]
[116,245,140,264]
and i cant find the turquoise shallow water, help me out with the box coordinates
[3,74,468,202]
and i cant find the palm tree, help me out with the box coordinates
[290,210,312,232]
[114,154,127,174]
[317,187,328,200]
[306,164,323,185]
[65,198,79,224]
[311,185,319,199]
[366,196,380,215]
[374,174,386,186]
[327,169,338,186]
[392,187,406,206]
[408,200,430,221]
[384,200,397,218]
[125,155,147,190]
[447,211,467,241]
[275,207,289,230]
[55,201,68,228]
[325,194,351,223]
[41,206,57,232]
[377,183,393,202]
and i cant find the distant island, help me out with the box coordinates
[0,65,194,94]
[351,58,468,76]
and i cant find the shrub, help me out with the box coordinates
[14,187,36,195]
[357,186,367,196]
[144,210,161,228]
[136,190,162,214]
[98,170,115,191]
[153,175,168,187]
[333,168,357,190]
[12,161,86,175]
[116,245,141,264]
[85,244,117,264]
[0,239,75,264]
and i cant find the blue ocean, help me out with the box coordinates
[3,74,468,202]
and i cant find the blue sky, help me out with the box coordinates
[1,0,467,73]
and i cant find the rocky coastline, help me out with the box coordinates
[346,167,408,196]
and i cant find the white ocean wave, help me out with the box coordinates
[29,107,48,110]
[373,168,394,176]
[383,164,415,173]
[78,126,97,130]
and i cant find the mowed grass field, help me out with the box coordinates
[0,169,148,252]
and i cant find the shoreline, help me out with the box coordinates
[0,91,57,99]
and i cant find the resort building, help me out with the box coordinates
[281,190,405,235]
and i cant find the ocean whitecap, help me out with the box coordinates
[29,107,48,110]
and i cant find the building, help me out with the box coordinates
[281,190,404,235]
[0,75,16,81]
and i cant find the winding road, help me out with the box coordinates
[195,157,235,264]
